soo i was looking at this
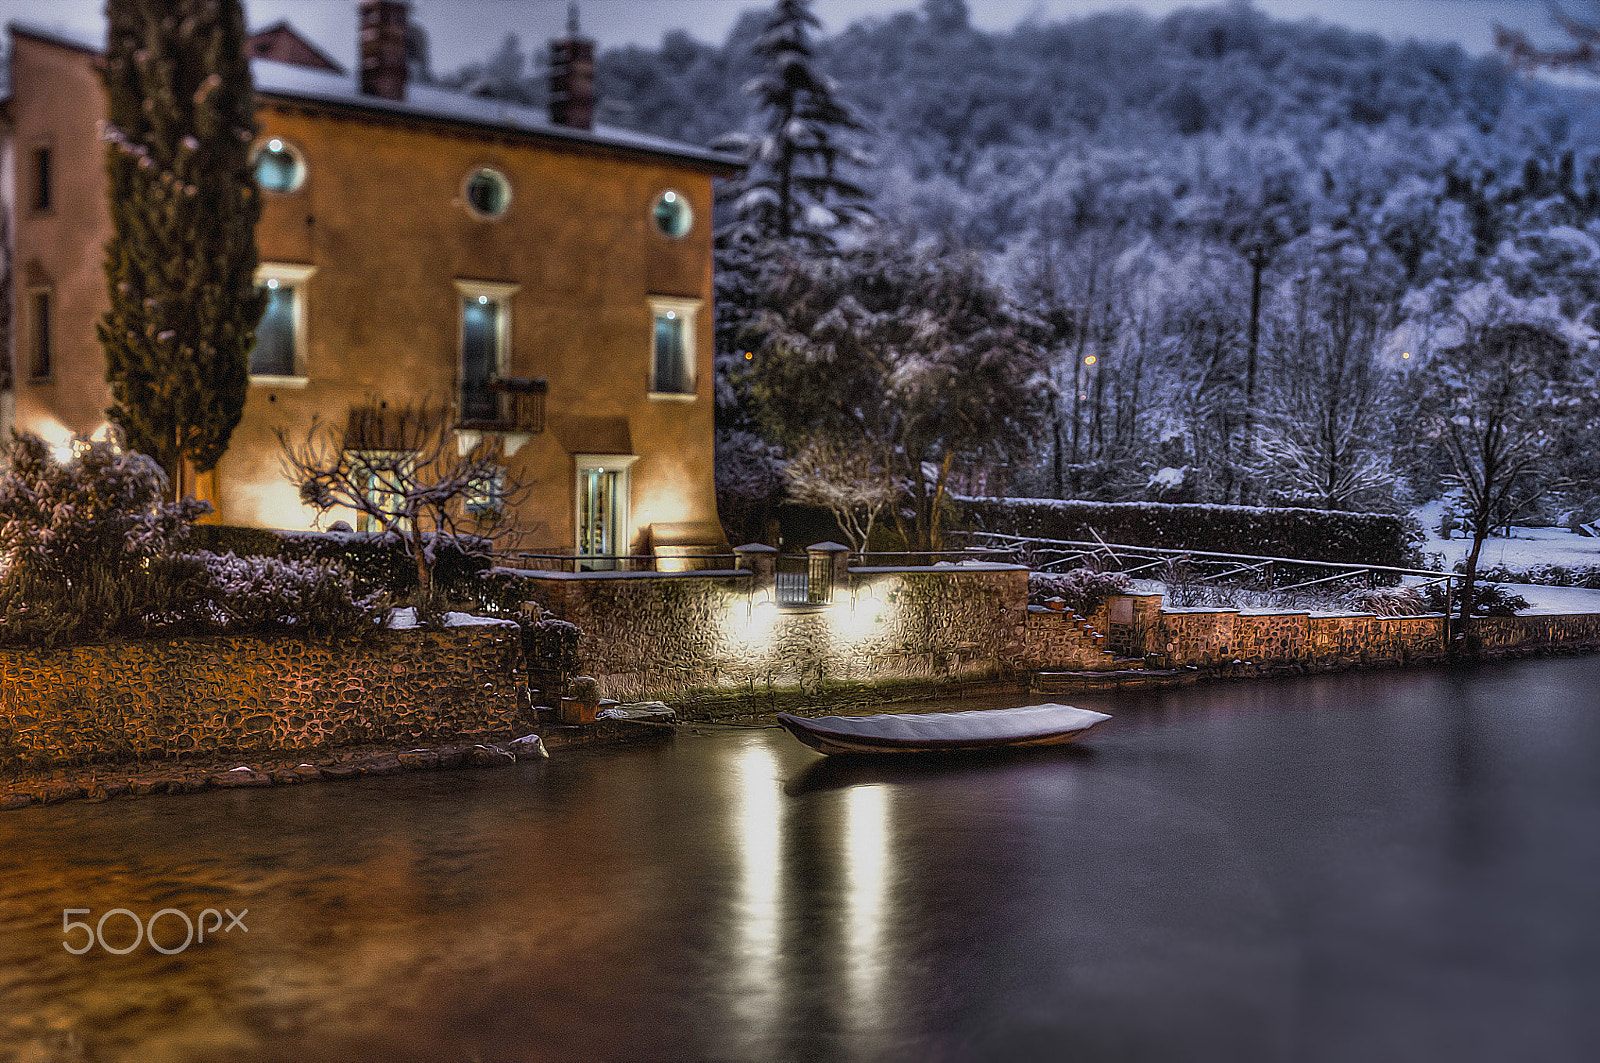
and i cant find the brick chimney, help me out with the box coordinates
[549,2,595,130]
[359,0,408,101]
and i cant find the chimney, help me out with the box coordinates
[549,2,595,130]
[359,0,409,101]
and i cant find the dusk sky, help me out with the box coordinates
[0,0,1577,74]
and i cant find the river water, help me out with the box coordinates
[3,657,1600,1062]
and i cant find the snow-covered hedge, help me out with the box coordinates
[1470,562,1600,590]
[187,524,492,598]
[0,434,384,647]
[961,497,1420,567]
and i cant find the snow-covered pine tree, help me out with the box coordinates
[714,0,873,246]
[98,0,263,499]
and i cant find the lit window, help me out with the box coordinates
[455,280,520,422]
[28,289,53,379]
[347,451,414,534]
[464,168,511,219]
[465,467,507,518]
[253,138,305,193]
[648,296,700,397]
[250,263,315,380]
[653,189,692,237]
[31,146,53,213]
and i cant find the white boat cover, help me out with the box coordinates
[781,703,1111,745]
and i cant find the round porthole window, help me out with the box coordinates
[653,190,692,238]
[253,138,305,194]
[464,167,512,219]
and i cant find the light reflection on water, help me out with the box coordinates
[1,658,1600,1061]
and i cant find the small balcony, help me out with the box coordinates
[455,376,547,457]
[457,376,547,434]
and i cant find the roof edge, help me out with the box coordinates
[257,88,743,176]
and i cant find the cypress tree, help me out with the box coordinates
[98,0,263,496]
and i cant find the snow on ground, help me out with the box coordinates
[1492,584,1600,615]
[1413,500,1600,572]
[386,607,516,630]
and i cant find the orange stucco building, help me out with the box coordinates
[1,4,737,564]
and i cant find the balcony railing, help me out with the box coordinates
[457,376,547,434]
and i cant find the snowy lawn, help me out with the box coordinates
[1413,500,1600,572]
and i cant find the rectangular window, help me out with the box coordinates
[250,263,315,380]
[29,289,52,379]
[31,147,52,213]
[653,313,687,393]
[648,296,700,397]
[461,297,502,421]
[455,280,519,424]
[349,453,411,534]
[465,467,506,519]
[250,283,298,376]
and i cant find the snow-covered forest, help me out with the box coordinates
[446,0,1600,539]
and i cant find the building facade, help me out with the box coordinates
[1,2,737,565]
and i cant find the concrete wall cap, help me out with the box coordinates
[733,543,778,554]
[807,541,851,553]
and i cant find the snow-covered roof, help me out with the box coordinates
[7,20,741,174]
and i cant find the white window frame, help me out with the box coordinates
[648,295,701,401]
[250,262,316,385]
[573,453,640,561]
[455,279,520,421]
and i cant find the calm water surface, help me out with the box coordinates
[4,658,1600,1062]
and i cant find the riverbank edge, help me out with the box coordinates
[0,716,669,813]
[7,638,1596,813]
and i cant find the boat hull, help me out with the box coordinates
[776,703,1111,755]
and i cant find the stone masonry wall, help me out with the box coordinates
[1150,609,1450,671]
[1468,613,1600,655]
[0,623,523,770]
[528,567,1028,705]
[1019,607,1114,670]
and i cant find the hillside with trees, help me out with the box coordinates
[451,0,1600,541]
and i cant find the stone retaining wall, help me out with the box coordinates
[527,566,1028,707]
[0,623,523,770]
[1468,613,1600,655]
[1019,607,1114,670]
[1149,608,1449,671]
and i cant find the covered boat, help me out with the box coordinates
[775,703,1112,755]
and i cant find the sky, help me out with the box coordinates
[0,0,1577,75]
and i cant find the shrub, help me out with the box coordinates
[1029,567,1133,614]
[1418,581,1529,617]
[201,552,387,638]
[523,617,583,677]
[0,432,385,647]
[186,524,492,599]
[1345,586,1430,617]
[1472,562,1600,590]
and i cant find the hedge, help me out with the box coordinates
[959,497,1422,567]
[186,525,492,599]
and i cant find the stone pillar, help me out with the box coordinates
[734,543,777,602]
[807,541,851,605]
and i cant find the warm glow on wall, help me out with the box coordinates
[250,480,320,531]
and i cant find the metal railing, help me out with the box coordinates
[955,531,1461,621]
